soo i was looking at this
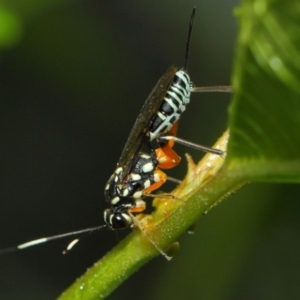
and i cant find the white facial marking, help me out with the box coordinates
[121,213,132,224]
[109,214,114,225]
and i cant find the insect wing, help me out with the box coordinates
[117,66,178,181]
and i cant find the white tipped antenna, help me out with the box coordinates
[0,225,108,255]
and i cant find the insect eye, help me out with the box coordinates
[103,209,132,229]
[112,214,132,229]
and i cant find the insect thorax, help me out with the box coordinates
[148,70,192,141]
[103,152,159,229]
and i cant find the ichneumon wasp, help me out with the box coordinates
[0,7,231,260]
[102,7,230,234]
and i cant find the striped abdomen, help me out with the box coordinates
[148,70,192,141]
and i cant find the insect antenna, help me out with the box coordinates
[0,224,108,255]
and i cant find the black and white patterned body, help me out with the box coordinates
[104,153,159,229]
[103,10,196,232]
[148,70,192,141]
[103,69,192,230]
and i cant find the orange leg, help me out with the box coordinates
[128,170,168,213]
[156,121,181,169]
[155,147,181,169]
[143,169,167,194]
[129,199,146,213]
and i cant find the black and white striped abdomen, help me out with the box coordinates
[148,70,192,141]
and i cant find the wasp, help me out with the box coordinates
[0,8,231,259]
[103,7,231,232]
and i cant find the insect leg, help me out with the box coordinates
[158,135,224,156]
[155,122,182,169]
[128,199,146,213]
[128,211,172,261]
[191,85,233,93]
[143,169,167,194]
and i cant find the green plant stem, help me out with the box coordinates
[58,131,242,300]
[58,123,300,300]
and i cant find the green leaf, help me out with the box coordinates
[58,0,300,299]
[227,0,300,182]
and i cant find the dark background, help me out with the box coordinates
[1,1,300,299]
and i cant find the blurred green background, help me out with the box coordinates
[1,1,300,299]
